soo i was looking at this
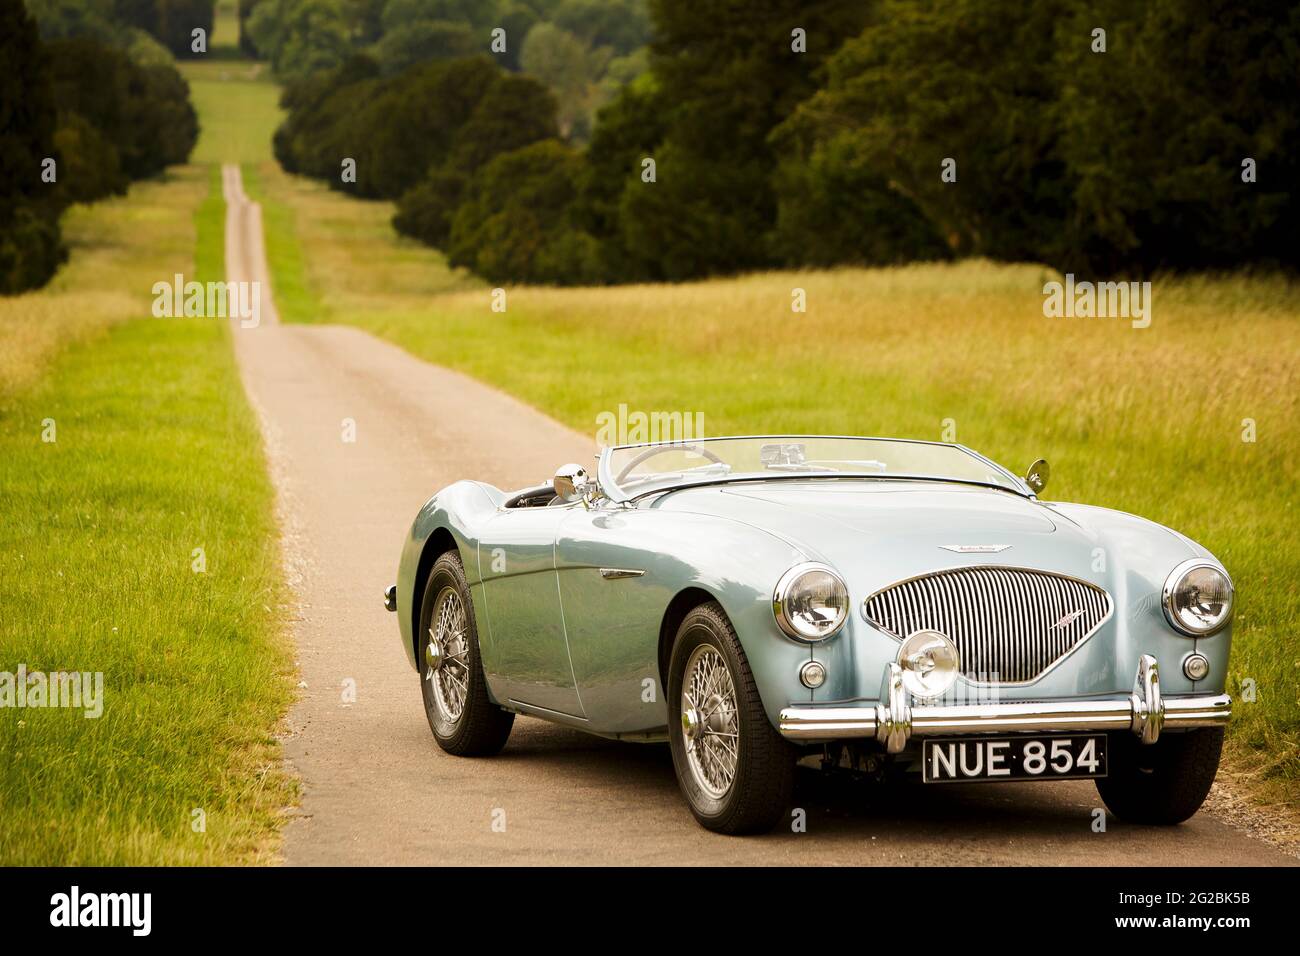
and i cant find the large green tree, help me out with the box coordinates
[784,0,1299,275]
[45,36,198,180]
[553,0,649,56]
[520,22,595,137]
[782,0,1070,264]
[447,139,602,283]
[352,56,499,195]
[615,0,871,279]
[153,0,215,58]
[446,72,559,173]
[572,75,664,279]
[246,0,352,76]
[0,0,66,293]
[1054,0,1300,272]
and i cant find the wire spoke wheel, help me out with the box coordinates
[425,585,470,724]
[680,644,740,800]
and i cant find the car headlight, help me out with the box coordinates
[773,563,849,641]
[1162,559,1233,636]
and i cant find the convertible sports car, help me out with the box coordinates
[386,436,1233,834]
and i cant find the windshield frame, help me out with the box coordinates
[595,435,1032,504]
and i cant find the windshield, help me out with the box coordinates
[600,436,1024,500]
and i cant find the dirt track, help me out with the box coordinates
[220,164,1295,866]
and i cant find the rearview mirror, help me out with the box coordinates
[553,463,591,504]
[1025,458,1050,494]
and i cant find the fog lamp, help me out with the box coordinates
[897,629,960,700]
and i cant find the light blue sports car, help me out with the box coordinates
[387,436,1232,834]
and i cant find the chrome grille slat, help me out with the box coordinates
[863,567,1112,685]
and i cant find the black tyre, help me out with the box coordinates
[1095,727,1223,824]
[418,550,514,756]
[667,602,796,834]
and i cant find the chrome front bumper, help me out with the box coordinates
[778,654,1231,751]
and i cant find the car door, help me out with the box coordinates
[555,505,676,733]
[476,506,585,718]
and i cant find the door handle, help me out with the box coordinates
[599,568,645,580]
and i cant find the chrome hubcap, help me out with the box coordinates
[425,586,469,723]
[681,645,739,799]
[425,637,444,672]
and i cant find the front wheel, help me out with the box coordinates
[418,551,514,756]
[667,602,796,834]
[1095,727,1223,824]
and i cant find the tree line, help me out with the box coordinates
[283,0,1299,285]
[245,0,649,139]
[26,0,215,60]
[2,0,201,294]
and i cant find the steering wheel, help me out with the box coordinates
[615,444,727,484]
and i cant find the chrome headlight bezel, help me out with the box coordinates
[1162,559,1234,637]
[772,562,849,642]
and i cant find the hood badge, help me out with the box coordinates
[940,544,1012,553]
[1051,609,1087,630]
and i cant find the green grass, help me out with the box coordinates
[0,166,293,864]
[182,60,282,167]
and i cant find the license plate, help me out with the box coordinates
[922,734,1107,783]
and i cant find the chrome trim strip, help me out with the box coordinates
[598,568,645,579]
[505,699,589,723]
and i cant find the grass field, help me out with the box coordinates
[0,166,293,864]
[184,59,281,167]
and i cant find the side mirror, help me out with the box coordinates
[552,463,592,504]
[1025,458,1050,494]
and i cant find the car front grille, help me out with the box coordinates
[862,567,1112,684]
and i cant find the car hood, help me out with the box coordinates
[656,479,1055,542]
[716,481,1057,536]
[649,479,1185,590]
